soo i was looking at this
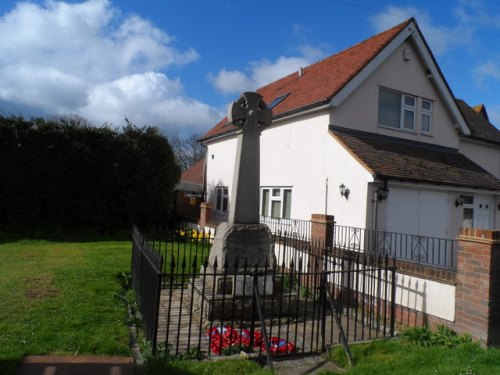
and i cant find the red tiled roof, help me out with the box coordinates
[456,99,500,146]
[180,159,204,186]
[201,19,413,141]
[330,125,500,191]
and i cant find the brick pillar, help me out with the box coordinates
[455,228,500,346]
[310,214,335,247]
[199,202,212,229]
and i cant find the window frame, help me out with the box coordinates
[378,87,417,132]
[421,98,433,134]
[462,195,474,229]
[215,186,229,212]
[260,187,292,219]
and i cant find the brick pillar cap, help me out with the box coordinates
[311,213,335,223]
[459,228,500,243]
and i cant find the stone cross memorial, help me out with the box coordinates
[207,92,276,296]
[228,92,272,224]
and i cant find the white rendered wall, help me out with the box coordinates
[333,41,460,149]
[325,257,455,322]
[205,109,373,228]
[260,110,373,228]
[394,272,455,322]
[205,134,238,206]
[459,139,500,179]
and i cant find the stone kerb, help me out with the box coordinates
[455,228,500,346]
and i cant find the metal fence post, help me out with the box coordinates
[390,258,397,337]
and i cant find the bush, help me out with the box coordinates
[401,325,476,348]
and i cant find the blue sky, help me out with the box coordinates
[1,0,500,136]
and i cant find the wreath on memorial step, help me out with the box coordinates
[206,325,295,355]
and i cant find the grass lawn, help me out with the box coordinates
[0,236,133,375]
[138,357,273,375]
[330,339,500,375]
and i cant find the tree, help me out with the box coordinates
[170,134,206,171]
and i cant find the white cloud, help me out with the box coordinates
[0,0,218,136]
[208,70,254,94]
[475,61,500,85]
[82,72,221,134]
[371,6,473,55]
[209,47,324,95]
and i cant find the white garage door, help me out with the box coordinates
[386,188,450,238]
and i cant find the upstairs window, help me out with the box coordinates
[261,187,292,219]
[378,88,416,131]
[421,99,433,134]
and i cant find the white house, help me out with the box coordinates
[199,18,500,243]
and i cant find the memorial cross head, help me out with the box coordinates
[227,92,272,134]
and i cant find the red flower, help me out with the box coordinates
[206,325,295,355]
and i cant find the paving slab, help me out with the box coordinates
[272,354,345,375]
[14,355,135,375]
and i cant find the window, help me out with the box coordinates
[378,88,416,131]
[215,186,228,212]
[261,187,292,219]
[462,195,474,228]
[421,99,433,133]
[268,93,289,109]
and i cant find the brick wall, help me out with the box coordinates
[310,214,335,247]
[455,228,500,346]
[199,202,212,228]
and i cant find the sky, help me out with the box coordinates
[1,0,500,137]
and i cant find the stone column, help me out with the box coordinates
[455,228,500,346]
[199,202,212,229]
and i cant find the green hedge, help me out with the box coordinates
[0,116,180,232]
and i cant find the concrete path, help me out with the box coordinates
[272,354,345,374]
[14,355,135,375]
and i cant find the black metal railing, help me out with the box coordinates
[333,225,457,270]
[260,216,311,239]
[131,227,396,361]
[131,226,163,351]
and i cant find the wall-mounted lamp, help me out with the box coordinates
[455,194,464,207]
[375,187,389,202]
[339,183,350,199]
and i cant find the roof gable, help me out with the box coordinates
[201,19,413,141]
[456,99,500,146]
[201,18,471,142]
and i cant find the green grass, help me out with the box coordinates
[138,357,273,375]
[330,339,500,375]
[0,237,132,374]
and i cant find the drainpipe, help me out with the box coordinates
[373,189,379,231]
[325,178,329,215]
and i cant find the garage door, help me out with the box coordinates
[385,188,450,238]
